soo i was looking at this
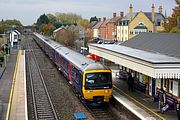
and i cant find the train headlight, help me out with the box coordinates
[104,90,110,93]
[87,90,93,94]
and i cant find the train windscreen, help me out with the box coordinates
[85,72,112,90]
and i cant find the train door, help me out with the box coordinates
[54,51,58,65]
[58,53,61,68]
[50,48,53,59]
[68,63,72,81]
[52,49,55,62]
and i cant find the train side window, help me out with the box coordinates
[72,66,80,84]
[72,67,76,79]
[61,57,68,71]
[54,51,57,60]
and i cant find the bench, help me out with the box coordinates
[166,96,175,110]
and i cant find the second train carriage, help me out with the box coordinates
[33,33,113,105]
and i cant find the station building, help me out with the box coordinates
[89,33,180,109]
[9,30,21,48]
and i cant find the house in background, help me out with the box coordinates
[75,25,85,40]
[86,21,98,39]
[106,12,123,40]
[53,26,69,42]
[99,18,110,39]
[117,4,166,41]
[9,30,21,48]
[68,25,85,40]
[86,3,165,42]
[92,18,103,38]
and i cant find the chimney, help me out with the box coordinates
[103,17,106,21]
[152,4,155,23]
[98,18,101,21]
[130,4,133,21]
[120,11,124,18]
[159,6,163,14]
[113,13,116,18]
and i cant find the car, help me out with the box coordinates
[116,70,128,80]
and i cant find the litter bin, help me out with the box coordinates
[176,100,180,120]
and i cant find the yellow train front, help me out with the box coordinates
[82,63,113,105]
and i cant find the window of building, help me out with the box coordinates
[130,30,133,35]
[14,35,18,39]
[138,22,145,26]
[163,79,167,90]
[173,80,178,96]
[139,73,144,83]
[125,21,127,25]
[169,80,173,93]
[125,30,127,34]
[156,79,161,89]
[122,30,123,34]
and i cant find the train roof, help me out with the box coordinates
[56,47,110,71]
[34,33,110,72]
[34,33,63,49]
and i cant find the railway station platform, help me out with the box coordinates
[111,70,177,120]
[5,50,28,120]
[0,49,19,120]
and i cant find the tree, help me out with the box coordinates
[77,19,90,30]
[53,21,62,28]
[35,12,89,36]
[47,13,57,24]
[55,12,82,25]
[90,16,98,23]
[66,27,78,47]
[164,0,180,32]
[36,14,49,26]
[47,13,63,28]
[40,23,55,35]
[0,19,22,34]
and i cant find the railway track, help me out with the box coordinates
[72,86,118,120]
[87,105,117,120]
[26,38,58,120]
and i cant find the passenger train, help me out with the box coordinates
[33,33,113,105]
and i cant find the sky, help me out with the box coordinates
[0,0,176,25]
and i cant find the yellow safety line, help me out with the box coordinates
[5,50,20,120]
[113,85,166,120]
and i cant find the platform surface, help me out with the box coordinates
[6,50,27,120]
[0,49,18,120]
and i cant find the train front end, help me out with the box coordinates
[82,70,112,105]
